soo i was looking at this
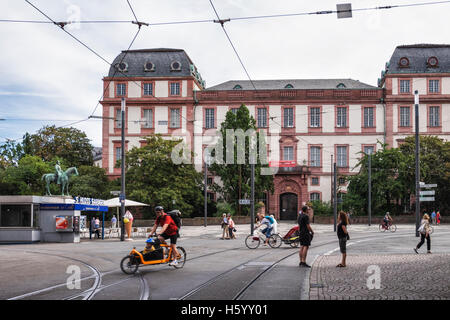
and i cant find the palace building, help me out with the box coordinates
[100,45,450,220]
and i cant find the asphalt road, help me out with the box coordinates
[1,222,449,302]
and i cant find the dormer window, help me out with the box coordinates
[144,61,155,72]
[233,84,242,90]
[284,84,294,89]
[116,62,128,72]
[170,61,181,71]
[398,57,410,68]
[427,56,439,68]
[336,83,346,89]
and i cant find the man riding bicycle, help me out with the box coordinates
[383,212,393,229]
[148,206,180,266]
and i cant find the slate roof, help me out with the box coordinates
[107,48,196,78]
[205,79,378,91]
[386,44,450,74]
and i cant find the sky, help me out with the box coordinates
[1,0,450,147]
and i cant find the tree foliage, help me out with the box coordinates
[125,135,204,217]
[23,125,94,167]
[208,105,274,215]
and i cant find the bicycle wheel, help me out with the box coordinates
[172,247,186,269]
[120,255,139,274]
[379,224,386,232]
[289,237,300,248]
[268,234,282,248]
[245,234,261,249]
[390,224,397,232]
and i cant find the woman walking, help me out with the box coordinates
[336,211,350,267]
[227,213,236,239]
[414,214,432,254]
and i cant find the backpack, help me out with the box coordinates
[265,215,274,225]
[167,210,182,229]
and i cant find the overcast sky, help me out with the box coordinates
[1,0,450,147]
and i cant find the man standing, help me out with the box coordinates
[298,205,314,268]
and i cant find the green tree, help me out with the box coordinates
[70,165,111,199]
[399,136,450,212]
[344,142,409,215]
[0,139,24,168]
[209,105,274,215]
[24,125,93,167]
[0,155,52,195]
[124,135,204,217]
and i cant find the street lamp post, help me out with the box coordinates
[120,98,126,241]
[415,91,420,237]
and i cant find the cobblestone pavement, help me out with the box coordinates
[310,253,450,300]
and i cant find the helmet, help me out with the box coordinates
[146,238,155,244]
[155,206,164,212]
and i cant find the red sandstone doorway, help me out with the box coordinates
[280,193,298,220]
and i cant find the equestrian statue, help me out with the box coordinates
[42,160,79,196]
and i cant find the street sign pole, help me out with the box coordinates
[251,163,255,235]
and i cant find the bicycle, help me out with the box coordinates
[120,237,186,274]
[379,221,397,232]
[245,227,282,249]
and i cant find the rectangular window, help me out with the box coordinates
[257,108,267,128]
[429,106,440,127]
[115,147,121,162]
[0,204,32,227]
[143,109,153,128]
[205,108,215,129]
[339,177,346,185]
[170,108,181,128]
[284,107,294,128]
[207,192,215,202]
[169,82,180,96]
[310,146,321,167]
[337,146,347,168]
[399,107,410,127]
[143,83,153,96]
[283,146,294,161]
[310,193,320,201]
[311,177,319,185]
[429,80,440,93]
[115,109,122,128]
[364,107,374,128]
[399,80,410,93]
[310,107,320,127]
[116,83,126,96]
[336,107,347,127]
[364,146,374,155]
[231,108,239,115]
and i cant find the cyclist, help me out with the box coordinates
[256,215,273,245]
[383,212,393,230]
[148,206,180,266]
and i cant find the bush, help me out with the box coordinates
[215,201,235,217]
[309,200,333,216]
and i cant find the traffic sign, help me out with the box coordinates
[420,183,437,188]
[419,196,435,202]
[239,199,251,205]
[420,190,435,196]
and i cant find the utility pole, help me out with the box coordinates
[415,90,420,237]
[368,152,372,226]
[120,98,126,241]
[333,162,337,232]
[204,159,208,227]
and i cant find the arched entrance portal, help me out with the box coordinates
[280,193,298,220]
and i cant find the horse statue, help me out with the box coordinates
[42,166,79,196]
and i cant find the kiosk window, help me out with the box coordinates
[0,204,32,227]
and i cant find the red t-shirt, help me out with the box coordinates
[155,213,178,236]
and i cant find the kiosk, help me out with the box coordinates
[0,196,108,243]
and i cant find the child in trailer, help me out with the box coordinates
[140,238,164,261]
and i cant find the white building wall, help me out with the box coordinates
[109,81,114,98]
[182,80,187,97]
[349,104,361,133]
[442,77,450,94]
[155,106,168,134]
[296,105,308,133]
[322,105,334,133]
[414,78,427,95]
[127,106,141,134]
[128,81,141,98]
[392,78,398,94]
[155,81,168,97]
